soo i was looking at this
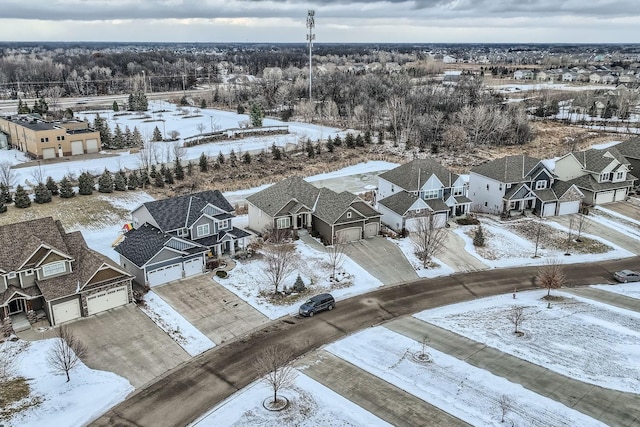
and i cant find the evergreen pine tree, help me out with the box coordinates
[473,225,485,247]
[127,171,139,190]
[378,129,385,144]
[355,134,365,147]
[334,135,343,146]
[306,141,315,158]
[186,161,194,176]
[34,183,52,204]
[112,100,119,112]
[101,124,113,148]
[249,104,264,127]
[13,185,31,208]
[149,164,158,178]
[364,129,372,145]
[0,183,12,204]
[127,93,135,111]
[242,152,252,164]
[154,171,165,188]
[93,114,104,135]
[17,99,31,114]
[45,176,59,195]
[112,124,124,149]
[152,126,162,142]
[326,137,335,153]
[78,172,95,195]
[131,127,143,146]
[164,168,174,184]
[0,197,5,214]
[123,126,132,147]
[229,149,237,167]
[174,160,185,180]
[139,169,150,187]
[98,169,114,193]
[271,143,282,160]
[315,142,322,155]
[114,171,127,191]
[217,151,225,165]
[160,164,167,178]
[59,177,75,198]
[200,99,207,109]
[199,153,209,172]
[345,133,356,148]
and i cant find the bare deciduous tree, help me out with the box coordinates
[537,258,565,297]
[0,161,16,187]
[197,122,206,136]
[507,306,526,334]
[263,223,291,244]
[572,213,590,242]
[252,344,297,405]
[169,130,181,140]
[31,163,46,185]
[410,215,449,267]
[326,237,346,281]
[137,139,155,172]
[496,394,513,423]
[47,325,87,382]
[172,141,186,163]
[262,243,297,294]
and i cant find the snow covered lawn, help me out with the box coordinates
[415,289,640,393]
[387,236,454,278]
[138,291,215,356]
[191,372,390,427]
[591,283,640,300]
[1,339,133,427]
[217,240,383,319]
[326,327,604,427]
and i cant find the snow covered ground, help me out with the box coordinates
[326,327,606,427]
[415,288,640,394]
[591,283,640,300]
[218,240,383,320]
[138,291,215,357]
[387,236,454,278]
[2,339,133,427]
[191,372,390,427]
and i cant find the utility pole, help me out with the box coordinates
[306,10,315,100]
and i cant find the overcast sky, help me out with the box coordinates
[0,0,638,44]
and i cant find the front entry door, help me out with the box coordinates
[8,299,24,315]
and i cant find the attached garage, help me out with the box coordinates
[557,200,580,216]
[86,138,99,153]
[542,202,557,217]
[433,212,448,228]
[147,263,182,287]
[363,222,379,238]
[595,190,615,204]
[183,258,203,277]
[42,147,56,159]
[87,286,129,315]
[336,227,361,243]
[70,140,84,155]
[615,188,627,201]
[52,299,81,325]
[406,213,448,231]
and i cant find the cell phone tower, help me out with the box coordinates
[306,10,315,100]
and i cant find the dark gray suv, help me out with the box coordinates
[299,293,335,317]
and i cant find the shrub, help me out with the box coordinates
[215,270,228,279]
[473,225,485,247]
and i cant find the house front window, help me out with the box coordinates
[615,171,625,181]
[42,261,66,277]
[535,180,547,190]
[600,172,612,182]
[423,189,440,200]
[452,187,464,196]
[218,219,229,230]
[196,223,210,237]
[276,217,291,229]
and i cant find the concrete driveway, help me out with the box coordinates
[63,305,189,388]
[597,200,640,222]
[152,275,269,345]
[439,229,489,273]
[344,237,418,285]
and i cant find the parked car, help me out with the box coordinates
[614,270,640,283]
[299,293,335,317]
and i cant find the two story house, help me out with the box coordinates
[376,158,471,232]
[246,177,380,245]
[0,217,133,330]
[612,139,640,181]
[469,155,584,217]
[553,147,635,205]
[115,190,251,287]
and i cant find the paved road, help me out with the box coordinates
[92,257,639,427]
[386,317,640,427]
[343,237,419,285]
[551,214,640,254]
[298,351,470,427]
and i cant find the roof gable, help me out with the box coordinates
[143,190,234,231]
[246,177,320,217]
[378,158,459,192]
[471,155,541,183]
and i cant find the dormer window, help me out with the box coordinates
[42,261,66,277]
[615,171,625,181]
[535,180,547,190]
[7,272,16,279]
[177,228,189,237]
[196,224,210,237]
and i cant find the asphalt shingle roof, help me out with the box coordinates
[378,158,460,191]
[142,190,234,231]
[114,223,173,267]
[378,191,420,215]
[246,177,319,217]
[313,188,379,224]
[471,155,541,183]
[614,138,640,160]
[570,147,630,173]
[565,174,636,192]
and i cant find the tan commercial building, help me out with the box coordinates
[0,115,101,160]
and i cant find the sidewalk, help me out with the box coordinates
[385,316,640,427]
[561,286,640,314]
[297,351,470,427]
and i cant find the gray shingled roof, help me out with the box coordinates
[378,191,420,215]
[471,155,541,183]
[313,188,379,225]
[143,190,234,231]
[424,198,450,213]
[114,223,173,267]
[246,177,319,217]
[570,147,630,173]
[378,158,460,191]
[565,174,636,192]
[614,138,640,160]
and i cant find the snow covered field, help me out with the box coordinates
[415,289,640,394]
[217,240,383,319]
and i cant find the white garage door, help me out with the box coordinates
[542,202,557,217]
[147,263,182,287]
[558,200,580,216]
[87,286,129,315]
[615,188,627,201]
[52,299,81,325]
[42,147,56,159]
[596,190,615,204]
[183,258,203,277]
[433,213,448,228]
[363,222,379,238]
[336,227,361,243]
[86,139,99,153]
[70,140,84,155]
